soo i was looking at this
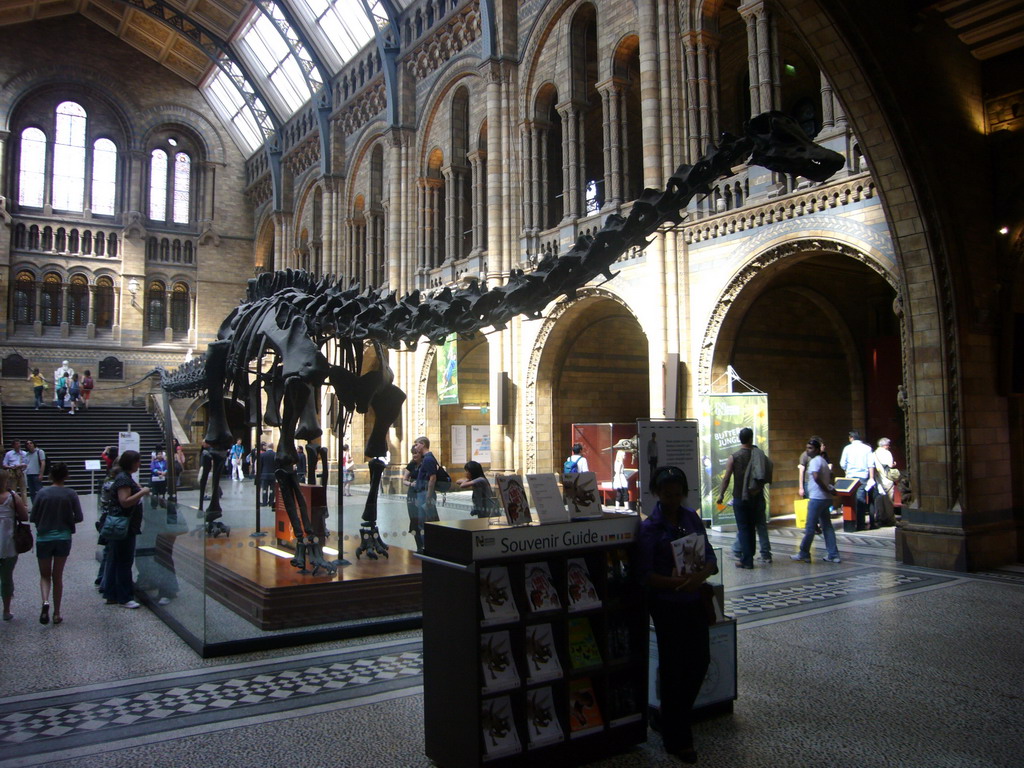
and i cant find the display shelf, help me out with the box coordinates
[422,516,647,768]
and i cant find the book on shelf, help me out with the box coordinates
[496,474,533,525]
[567,616,602,670]
[524,562,561,613]
[481,695,522,760]
[479,566,520,627]
[480,631,520,693]
[562,471,603,520]
[566,557,602,612]
[606,616,631,662]
[568,677,604,738]
[605,548,631,592]
[524,623,563,684]
[607,679,642,727]
[526,473,569,524]
[525,686,565,749]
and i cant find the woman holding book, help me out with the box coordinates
[635,466,718,764]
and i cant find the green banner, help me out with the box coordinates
[437,333,459,405]
[699,394,769,526]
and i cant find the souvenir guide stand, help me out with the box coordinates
[421,515,648,767]
[833,478,862,533]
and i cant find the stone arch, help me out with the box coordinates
[520,0,590,117]
[415,69,483,167]
[698,238,909,494]
[345,131,388,213]
[524,286,646,474]
[137,107,225,164]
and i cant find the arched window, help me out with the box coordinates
[68,275,89,326]
[171,283,190,333]
[149,149,168,221]
[147,281,166,332]
[18,128,46,208]
[53,102,87,212]
[40,272,62,326]
[13,272,35,324]
[95,277,114,329]
[92,139,117,216]
[172,153,191,223]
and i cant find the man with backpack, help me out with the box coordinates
[716,427,773,569]
[413,437,443,546]
[563,443,589,474]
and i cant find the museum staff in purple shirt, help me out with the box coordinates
[635,466,718,764]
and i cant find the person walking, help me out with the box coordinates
[792,438,841,563]
[840,430,876,529]
[24,440,46,502]
[150,451,168,509]
[259,443,277,506]
[229,439,245,481]
[403,445,423,551]
[52,361,73,408]
[55,372,70,411]
[636,466,718,764]
[3,440,29,501]
[564,442,589,474]
[0,471,30,621]
[30,462,83,625]
[67,373,82,415]
[28,368,46,410]
[716,427,771,569]
[457,460,497,517]
[414,436,440,550]
[80,370,94,409]
[873,437,898,527]
[100,451,150,609]
[342,444,354,496]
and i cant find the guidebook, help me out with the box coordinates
[480,631,520,693]
[481,695,522,760]
[568,677,604,738]
[526,473,568,524]
[496,474,533,525]
[562,471,602,520]
[525,686,564,749]
[524,562,561,613]
[567,616,602,670]
[479,566,520,626]
[670,532,706,574]
[566,557,602,612]
[524,623,563,683]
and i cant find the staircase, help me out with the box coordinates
[1,405,166,494]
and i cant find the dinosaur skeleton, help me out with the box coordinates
[160,112,844,570]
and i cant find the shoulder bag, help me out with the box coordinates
[98,510,130,542]
[13,521,33,554]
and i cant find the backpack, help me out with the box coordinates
[435,464,452,492]
[563,455,580,474]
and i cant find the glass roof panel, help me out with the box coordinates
[291,0,379,73]
[237,8,314,117]
[203,68,264,156]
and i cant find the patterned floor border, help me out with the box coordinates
[0,638,423,768]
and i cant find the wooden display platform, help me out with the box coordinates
[157,529,422,630]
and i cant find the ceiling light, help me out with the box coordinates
[998,226,1009,235]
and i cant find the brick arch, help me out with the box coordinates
[520,0,588,117]
[137,108,225,165]
[524,286,645,474]
[415,68,483,168]
[0,64,139,144]
[344,131,388,214]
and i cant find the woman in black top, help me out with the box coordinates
[403,447,423,551]
[30,462,83,625]
[457,461,496,517]
[100,451,150,609]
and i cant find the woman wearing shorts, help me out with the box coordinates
[30,462,83,625]
[81,369,94,409]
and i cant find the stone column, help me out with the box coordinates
[638,0,664,189]
[519,125,533,233]
[59,283,69,338]
[442,166,455,263]
[556,101,581,221]
[597,79,626,205]
[467,150,484,254]
[87,285,96,338]
[820,72,835,129]
[482,60,502,281]
[740,4,761,114]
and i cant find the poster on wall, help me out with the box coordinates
[437,333,459,405]
[451,425,468,465]
[471,425,491,463]
[699,394,769,528]
[636,420,700,517]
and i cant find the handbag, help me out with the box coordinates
[98,512,130,542]
[13,521,33,554]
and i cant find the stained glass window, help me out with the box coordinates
[53,102,86,211]
[173,152,191,224]
[18,128,46,208]
[150,149,168,221]
[92,138,117,216]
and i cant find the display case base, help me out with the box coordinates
[157,529,422,630]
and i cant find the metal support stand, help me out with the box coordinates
[251,357,267,539]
